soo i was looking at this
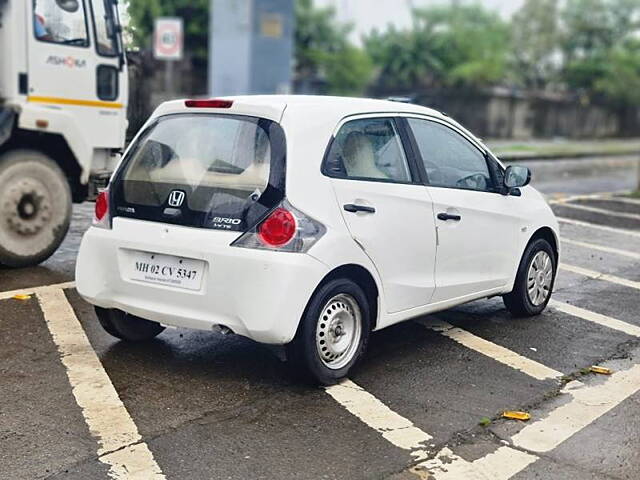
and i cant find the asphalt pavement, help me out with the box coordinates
[1,156,639,479]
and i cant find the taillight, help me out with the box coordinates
[258,208,297,247]
[93,190,111,229]
[232,201,325,253]
[185,99,233,109]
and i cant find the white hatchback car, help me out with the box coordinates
[76,95,559,384]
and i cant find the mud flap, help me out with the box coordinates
[0,108,15,148]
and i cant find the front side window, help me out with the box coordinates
[408,118,493,192]
[90,0,118,56]
[113,114,286,231]
[324,118,412,183]
[33,0,89,47]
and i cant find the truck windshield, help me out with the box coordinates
[33,0,89,47]
[90,0,118,56]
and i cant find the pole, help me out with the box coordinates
[165,60,174,96]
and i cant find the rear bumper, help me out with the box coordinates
[75,219,330,344]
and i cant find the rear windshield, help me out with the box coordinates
[112,114,286,231]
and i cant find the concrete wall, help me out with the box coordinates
[413,88,626,139]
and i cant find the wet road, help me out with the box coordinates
[523,154,639,196]
[1,156,639,479]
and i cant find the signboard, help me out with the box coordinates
[154,17,184,60]
[261,14,283,38]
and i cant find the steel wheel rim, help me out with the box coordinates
[2,179,52,236]
[527,250,553,306]
[316,294,362,370]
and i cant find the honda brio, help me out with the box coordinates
[76,96,559,384]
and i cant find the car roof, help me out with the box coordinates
[151,95,450,125]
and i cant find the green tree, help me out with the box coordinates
[365,4,510,91]
[365,25,443,91]
[294,0,372,95]
[595,40,640,106]
[510,0,561,89]
[560,0,640,92]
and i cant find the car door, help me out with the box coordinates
[406,116,521,304]
[324,115,438,314]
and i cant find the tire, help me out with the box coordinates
[94,307,165,342]
[0,150,72,268]
[287,278,371,385]
[503,238,557,317]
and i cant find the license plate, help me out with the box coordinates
[128,252,205,291]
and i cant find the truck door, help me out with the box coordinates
[27,0,127,150]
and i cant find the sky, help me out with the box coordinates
[315,0,525,43]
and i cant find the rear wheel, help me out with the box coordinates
[287,278,371,385]
[503,238,556,317]
[0,150,72,267]
[94,307,165,342]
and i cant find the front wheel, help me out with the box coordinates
[95,307,165,342]
[503,238,557,317]
[0,150,72,268]
[287,278,371,385]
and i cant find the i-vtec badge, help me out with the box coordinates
[167,190,185,207]
[212,217,241,229]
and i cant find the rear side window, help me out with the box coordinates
[323,118,412,183]
[112,114,286,231]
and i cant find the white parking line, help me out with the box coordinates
[325,379,432,462]
[37,288,165,479]
[548,192,624,205]
[561,238,640,260]
[419,445,538,480]
[326,323,563,474]
[511,365,640,453]
[555,202,640,221]
[419,319,563,381]
[603,196,640,206]
[557,217,640,238]
[549,300,640,337]
[560,263,640,290]
[423,362,640,479]
[0,281,76,300]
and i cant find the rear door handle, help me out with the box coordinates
[437,212,461,221]
[344,204,376,214]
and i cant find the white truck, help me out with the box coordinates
[0,0,127,267]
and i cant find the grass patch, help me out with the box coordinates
[626,191,640,199]
[478,417,492,427]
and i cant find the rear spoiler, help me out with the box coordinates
[153,98,287,123]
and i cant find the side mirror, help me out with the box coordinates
[55,0,80,13]
[504,165,531,189]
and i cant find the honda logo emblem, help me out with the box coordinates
[167,190,185,207]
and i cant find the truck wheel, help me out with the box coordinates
[0,150,72,268]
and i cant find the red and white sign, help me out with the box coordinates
[154,17,184,60]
